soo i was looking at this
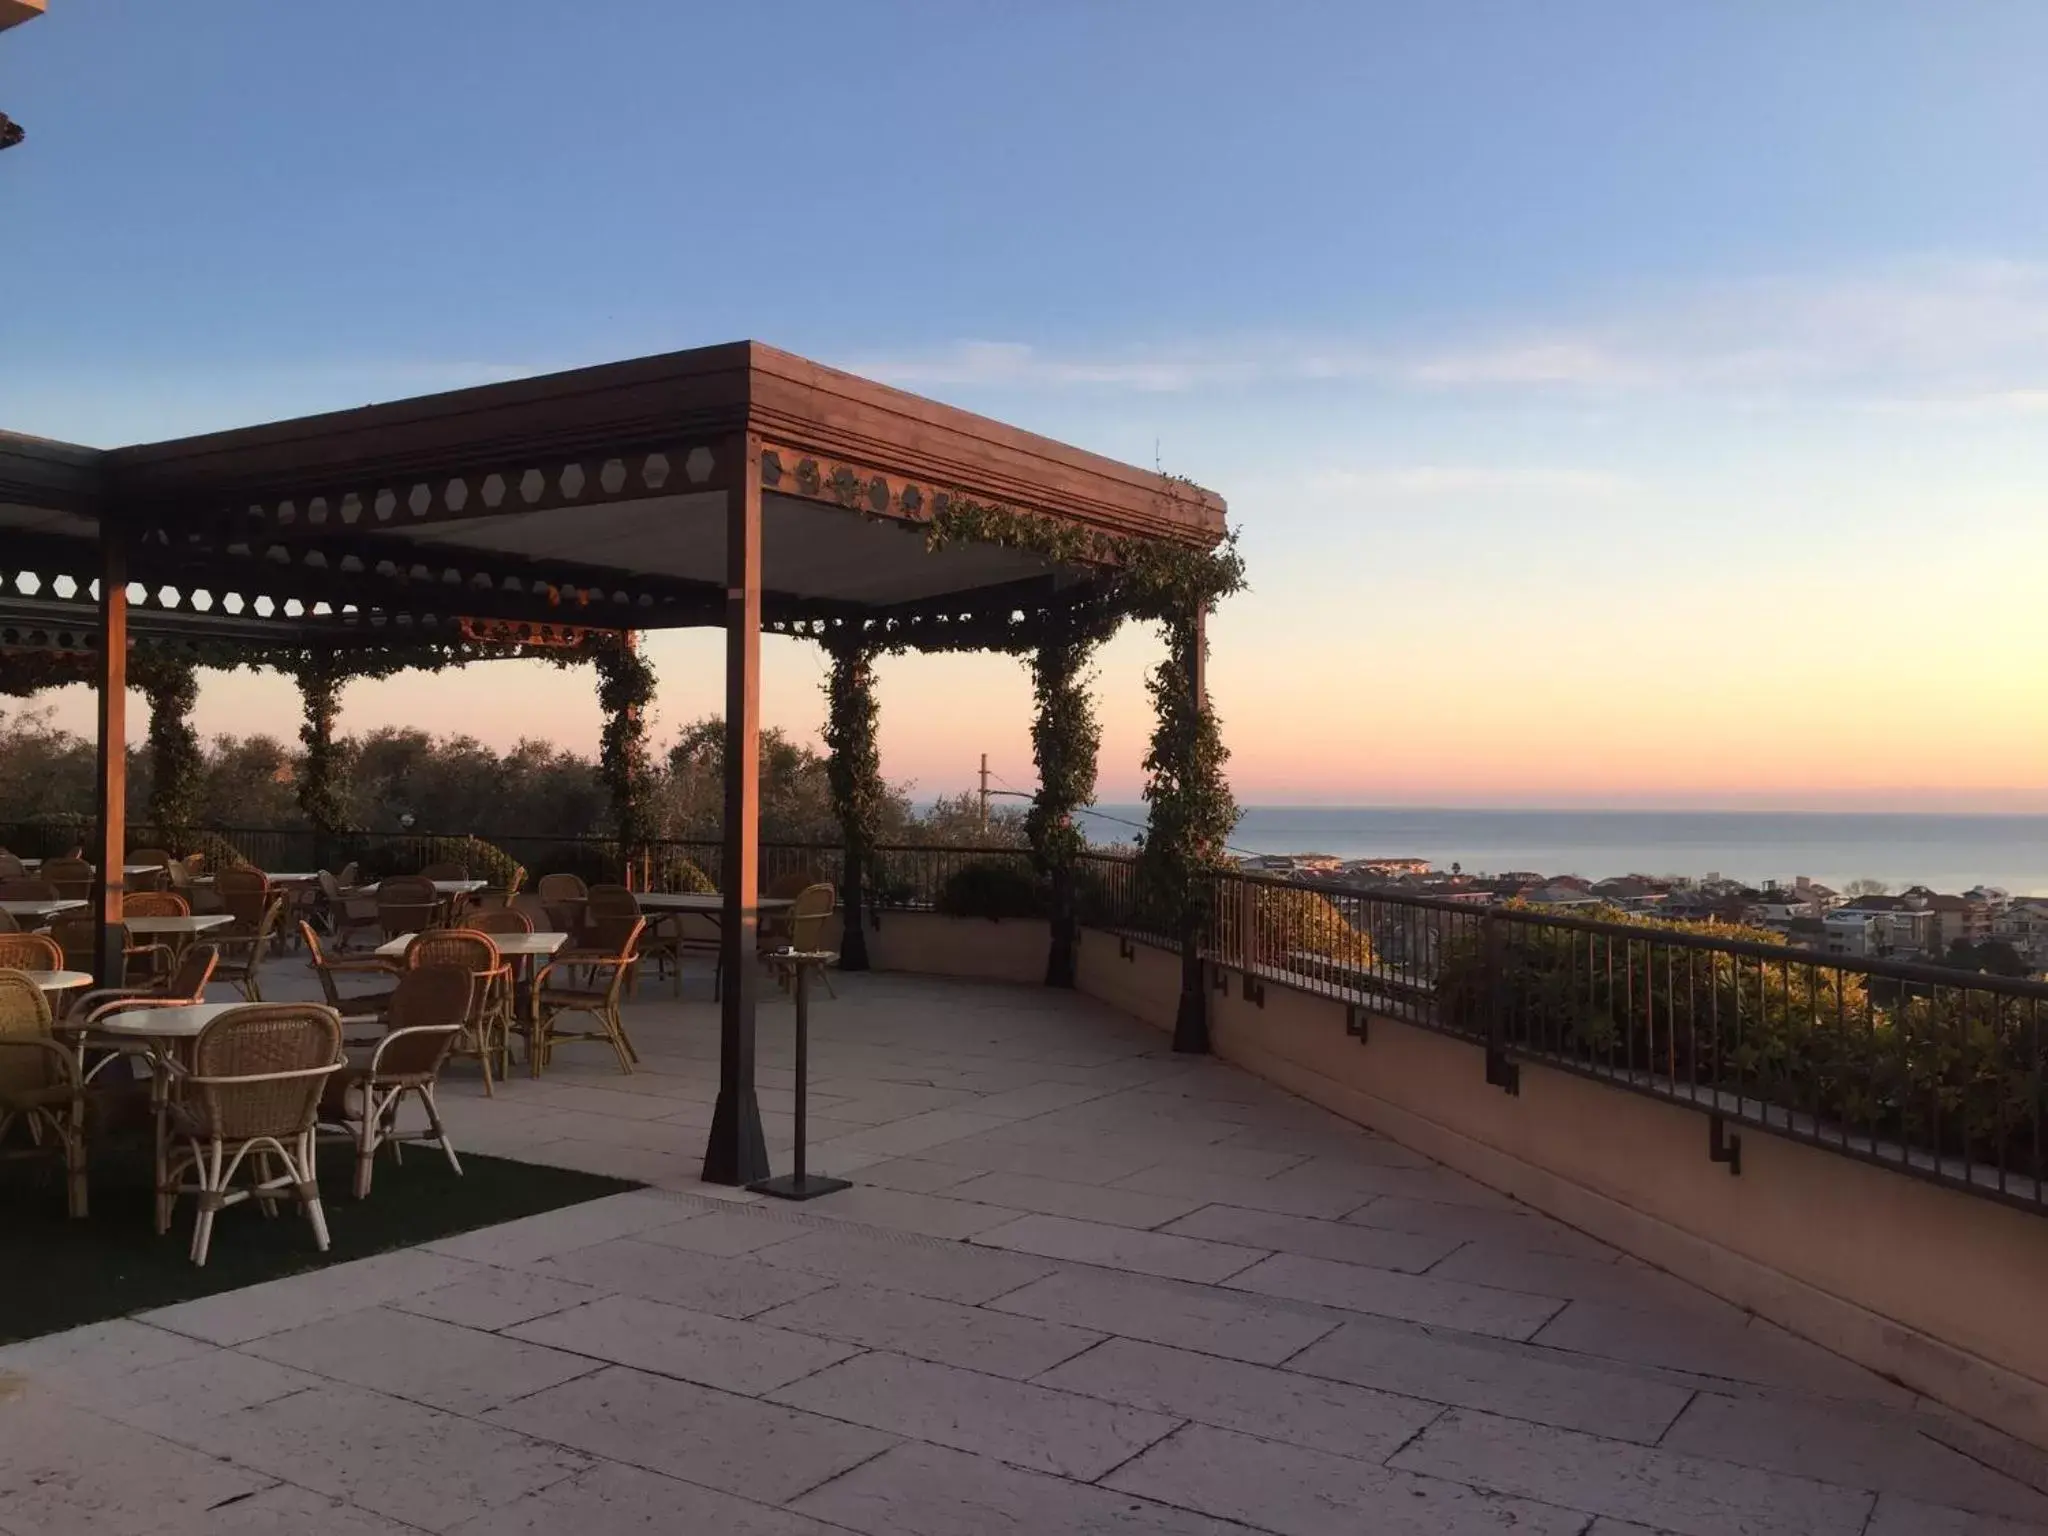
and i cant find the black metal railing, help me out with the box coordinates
[10,814,2041,1215]
[1192,866,2048,1215]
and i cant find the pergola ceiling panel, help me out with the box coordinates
[370,492,1075,607]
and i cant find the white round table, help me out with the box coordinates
[23,969,92,994]
[93,1002,247,1040]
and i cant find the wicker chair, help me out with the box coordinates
[50,915,173,989]
[403,928,510,1095]
[41,857,94,902]
[319,966,467,1198]
[0,852,25,881]
[156,1003,343,1266]
[535,873,589,936]
[127,848,177,892]
[0,933,61,972]
[123,890,190,918]
[0,878,59,902]
[69,943,220,1083]
[0,908,14,934]
[774,883,839,997]
[319,870,381,949]
[301,921,398,1035]
[215,867,272,935]
[212,894,288,1002]
[466,908,533,937]
[0,968,89,1217]
[530,915,644,1076]
[376,874,441,943]
[582,885,643,987]
[756,870,817,954]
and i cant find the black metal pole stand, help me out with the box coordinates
[748,953,851,1201]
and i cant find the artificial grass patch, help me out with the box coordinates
[0,1140,640,1343]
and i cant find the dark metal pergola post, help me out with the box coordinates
[92,530,128,984]
[703,438,770,1185]
[1172,602,1212,1055]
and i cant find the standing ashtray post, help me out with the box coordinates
[748,948,852,1201]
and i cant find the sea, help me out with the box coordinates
[1072,806,2048,896]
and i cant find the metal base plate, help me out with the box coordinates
[747,1172,853,1202]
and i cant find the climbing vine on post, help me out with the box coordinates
[925,482,1245,1024]
[131,654,203,848]
[283,655,351,860]
[822,635,884,970]
[586,635,658,881]
[1026,609,1115,987]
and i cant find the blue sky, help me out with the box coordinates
[6,3,2048,808]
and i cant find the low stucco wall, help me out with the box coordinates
[847,910,1052,985]
[1072,931,2048,1452]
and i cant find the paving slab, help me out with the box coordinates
[534,1236,836,1317]
[1225,1251,1566,1339]
[447,1458,846,1536]
[1390,1407,1876,1536]
[1037,1335,1443,1460]
[988,1266,1342,1365]
[974,1211,1269,1283]
[242,1305,597,1414]
[1658,1391,2048,1520]
[141,1249,485,1345]
[1106,1421,1593,1535]
[506,1292,862,1395]
[944,1170,1209,1229]
[797,1183,1018,1238]
[1286,1317,1696,1443]
[1161,1203,1465,1272]
[753,1282,1102,1379]
[487,1363,895,1505]
[791,1439,1249,1536]
[770,1349,1182,1479]
[392,1264,611,1331]
[755,1224,1058,1304]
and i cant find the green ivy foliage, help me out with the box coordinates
[131,655,202,842]
[578,639,658,857]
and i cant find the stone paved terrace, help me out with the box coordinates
[6,969,2048,1534]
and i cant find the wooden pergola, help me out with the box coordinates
[0,341,1229,1184]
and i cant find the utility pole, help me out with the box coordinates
[978,753,990,835]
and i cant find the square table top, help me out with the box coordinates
[376,931,568,959]
[0,898,85,918]
[357,880,489,896]
[122,913,237,936]
[634,892,795,913]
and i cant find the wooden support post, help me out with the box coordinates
[92,533,128,985]
[1172,603,1212,1055]
[703,439,770,1186]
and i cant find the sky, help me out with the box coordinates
[5,2,2048,811]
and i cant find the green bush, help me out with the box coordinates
[529,840,712,894]
[179,830,251,872]
[355,835,526,891]
[935,859,1049,920]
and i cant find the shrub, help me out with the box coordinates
[529,840,713,894]
[355,834,526,891]
[1249,887,1372,968]
[179,830,251,872]
[935,859,1049,920]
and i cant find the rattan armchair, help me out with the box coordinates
[0,852,25,881]
[51,915,173,989]
[123,890,190,918]
[0,878,59,902]
[535,872,589,936]
[69,943,220,1084]
[319,870,381,949]
[0,969,90,1217]
[778,883,839,997]
[215,867,272,935]
[41,857,94,902]
[301,921,398,1036]
[0,908,15,934]
[127,849,177,892]
[530,915,644,1076]
[404,928,511,1095]
[212,894,288,1002]
[156,1003,343,1266]
[0,934,58,971]
[376,874,441,943]
[319,966,467,1198]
